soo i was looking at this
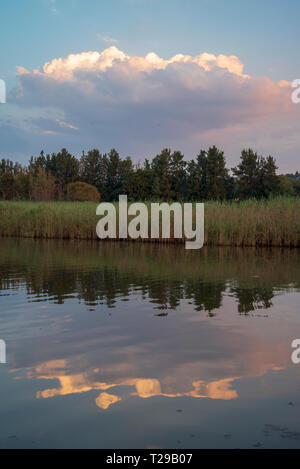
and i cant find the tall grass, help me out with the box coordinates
[0,197,299,247]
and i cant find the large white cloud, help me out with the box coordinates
[2,46,300,170]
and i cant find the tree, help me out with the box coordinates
[186,151,207,201]
[50,148,79,192]
[151,149,172,200]
[79,149,103,188]
[187,147,229,201]
[233,149,265,199]
[170,151,186,200]
[0,145,298,203]
[233,149,279,199]
[119,156,134,196]
[94,149,125,201]
[292,179,300,196]
[15,169,31,200]
[277,175,295,196]
[126,167,153,201]
[206,146,229,200]
[30,166,56,201]
[261,156,279,197]
[0,159,18,199]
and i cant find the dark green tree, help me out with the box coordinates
[170,151,186,200]
[261,156,279,197]
[232,149,264,199]
[206,146,228,200]
[151,149,172,200]
[79,149,103,188]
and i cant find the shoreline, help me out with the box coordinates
[0,198,299,247]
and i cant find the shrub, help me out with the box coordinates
[66,182,100,202]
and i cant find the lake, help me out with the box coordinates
[0,239,300,449]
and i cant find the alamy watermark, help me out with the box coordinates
[0,339,6,364]
[291,339,300,364]
[291,79,300,104]
[96,195,204,250]
[0,79,6,104]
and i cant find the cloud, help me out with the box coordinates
[97,34,118,44]
[2,47,300,169]
[56,119,79,130]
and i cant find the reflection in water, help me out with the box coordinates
[28,359,239,406]
[1,239,300,448]
[0,239,299,313]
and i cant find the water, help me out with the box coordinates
[0,239,300,449]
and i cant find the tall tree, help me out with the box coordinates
[151,149,172,200]
[232,149,264,199]
[79,149,103,188]
[170,151,186,200]
[186,150,207,201]
[205,146,228,200]
[261,156,279,197]
[50,148,79,193]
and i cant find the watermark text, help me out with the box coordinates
[291,339,300,364]
[292,79,300,104]
[0,79,6,104]
[96,196,204,250]
[0,339,6,364]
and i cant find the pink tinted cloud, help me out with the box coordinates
[3,47,300,169]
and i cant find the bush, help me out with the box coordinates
[66,182,100,202]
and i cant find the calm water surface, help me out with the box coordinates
[0,239,300,449]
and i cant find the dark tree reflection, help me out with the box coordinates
[0,240,299,315]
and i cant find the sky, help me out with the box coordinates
[0,0,300,171]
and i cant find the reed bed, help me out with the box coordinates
[0,197,299,247]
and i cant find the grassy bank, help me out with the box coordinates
[0,197,299,247]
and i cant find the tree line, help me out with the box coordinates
[0,146,299,201]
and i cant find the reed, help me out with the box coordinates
[0,197,299,247]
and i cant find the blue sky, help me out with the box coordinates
[0,0,300,170]
[1,0,299,90]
